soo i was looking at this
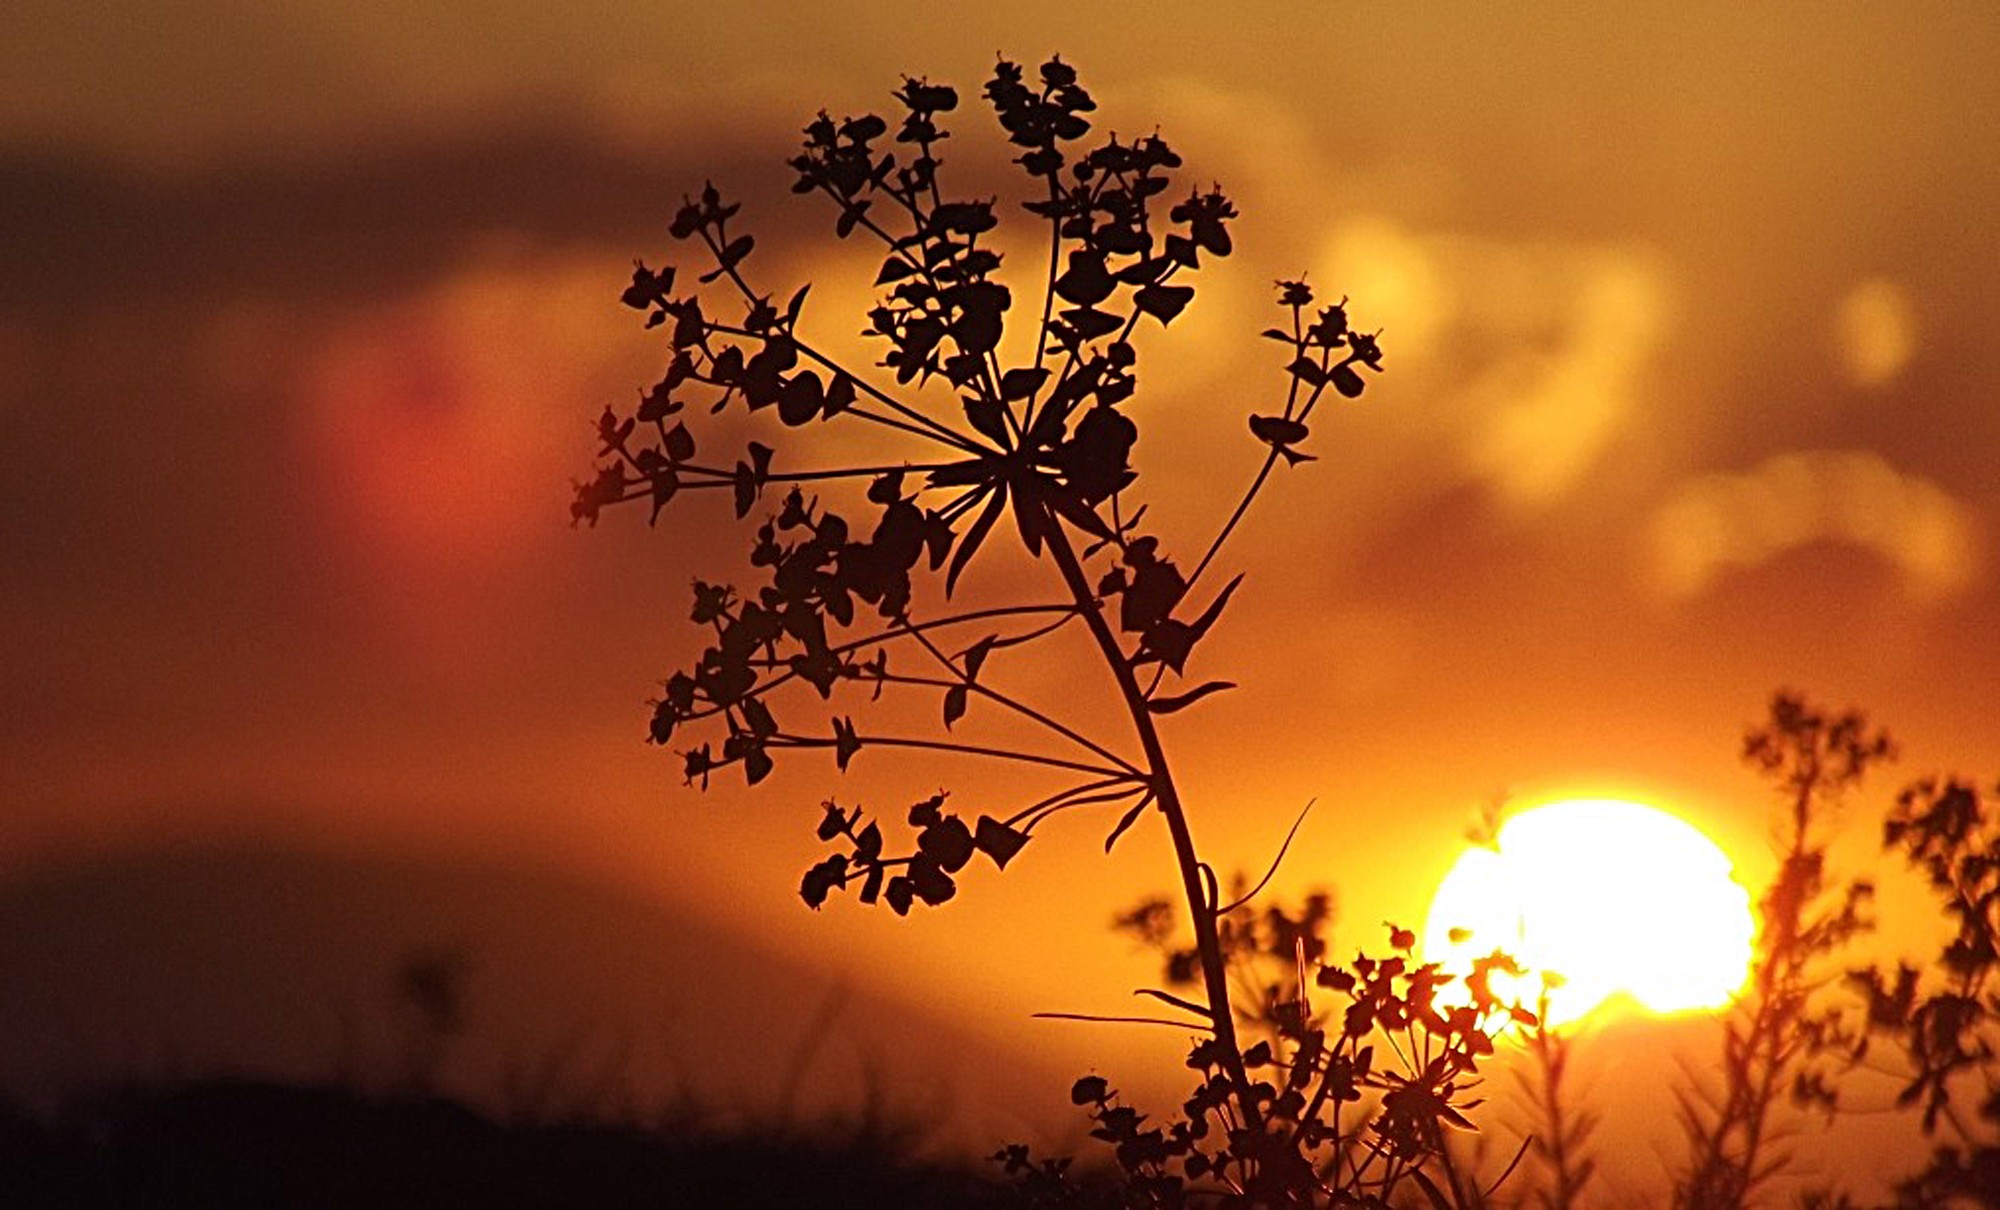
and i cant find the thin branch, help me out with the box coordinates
[898,615,1141,775]
[771,731,1135,780]
[693,222,977,455]
[1003,776,1145,831]
[1025,166,1063,426]
[1217,797,1319,915]
[1019,784,1152,835]
[1183,447,1279,595]
[744,604,1080,669]
[800,181,1019,452]
[1033,1011,1214,1033]
[1135,987,1214,1019]
[1482,1135,1534,1200]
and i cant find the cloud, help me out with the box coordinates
[1834,276,1917,388]
[1460,250,1667,509]
[1317,218,1671,511]
[1646,449,1980,602]
[0,118,765,318]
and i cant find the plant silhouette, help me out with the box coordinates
[1851,773,2000,1203]
[577,57,1528,1206]
[1502,976,1598,1210]
[1674,692,1893,1209]
[1114,871,1337,1050]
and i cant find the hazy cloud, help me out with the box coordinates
[1319,218,1670,511]
[1646,449,1980,602]
[1834,276,1918,389]
[0,120,763,318]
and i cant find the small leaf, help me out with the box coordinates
[974,815,1028,869]
[1133,282,1194,325]
[1185,574,1244,647]
[1047,490,1113,541]
[823,372,857,417]
[946,485,1005,597]
[784,283,811,326]
[943,684,968,729]
[778,370,824,426]
[964,395,1011,446]
[1009,478,1044,557]
[920,815,976,873]
[962,635,997,681]
[854,822,882,862]
[1000,366,1050,402]
[909,856,956,905]
[1331,361,1366,398]
[1285,355,1325,387]
[1408,1168,1454,1210]
[876,256,917,285]
[1054,251,1115,307]
[903,793,944,830]
[1060,306,1122,341]
[1147,681,1236,715]
[833,716,861,771]
[1104,794,1153,852]
[1249,414,1309,448]
[663,422,695,463]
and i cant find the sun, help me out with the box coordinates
[1423,798,1754,1027]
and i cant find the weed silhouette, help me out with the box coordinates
[577,56,1527,1206]
[1512,979,1599,1210]
[1852,773,2000,1203]
[1673,692,1893,1209]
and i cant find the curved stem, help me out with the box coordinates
[1003,775,1143,831]
[1039,513,1265,1141]
[1184,448,1279,595]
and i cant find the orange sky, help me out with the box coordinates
[4,1,1998,1192]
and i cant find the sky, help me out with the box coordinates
[4,0,1999,1189]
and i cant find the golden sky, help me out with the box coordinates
[3,0,1998,1188]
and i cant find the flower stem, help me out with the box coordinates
[1039,510,1265,1140]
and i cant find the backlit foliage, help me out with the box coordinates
[1674,693,1894,1209]
[576,56,1530,1207]
[1852,774,2000,1203]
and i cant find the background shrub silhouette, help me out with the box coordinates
[1674,693,1894,1209]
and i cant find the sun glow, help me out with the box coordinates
[1423,799,1754,1028]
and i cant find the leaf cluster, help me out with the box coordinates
[1007,926,1534,1208]
[1848,775,2000,1203]
[1116,882,1335,1043]
[801,791,1028,915]
[578,56,1382,918]
[579,56,1402,1205]
[1674,692,1895,1209]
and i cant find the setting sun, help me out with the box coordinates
[1424,799,1754,1027]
